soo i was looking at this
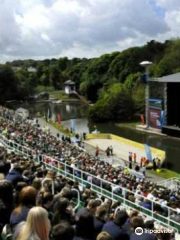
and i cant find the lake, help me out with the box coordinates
[6,101,180,172]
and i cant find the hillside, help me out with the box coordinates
[1,38,180,122]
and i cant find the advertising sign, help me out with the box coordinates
[148,108,161,129]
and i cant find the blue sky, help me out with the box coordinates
[0,0,180,62]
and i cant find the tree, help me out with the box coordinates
[0,65,20,102]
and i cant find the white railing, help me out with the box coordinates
[0,133,180,232]
[159,177,180,190]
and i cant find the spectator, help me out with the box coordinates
[52,222,75,240]
[96,232,112,240]
[75,213,95,240]
[0,180,14,234]
[52,198,75,226]
[10,186,37,227]
[6,164,25,186]
[17,206,50,240]
[130,216,157,240]
[94,205,108,238]
[102,210,130,240]
[76,199,99,218]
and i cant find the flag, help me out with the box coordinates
[47,109,51,121]
[140,114,145,125]
[57,114,61,124]
[144,144,153,162]
[71,119,75,132]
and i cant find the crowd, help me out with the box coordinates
[0,106,179,239]
[0,147,176,240]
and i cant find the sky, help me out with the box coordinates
[0,0,180,63]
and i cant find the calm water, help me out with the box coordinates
[6,102,180,172]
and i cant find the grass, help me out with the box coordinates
[148,169,180,179]
[52,91,70,100]
[35,85,55,93]
[116,122,141,128]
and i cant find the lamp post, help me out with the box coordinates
[140,61,152,128]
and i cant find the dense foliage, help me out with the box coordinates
[1,39,180,121]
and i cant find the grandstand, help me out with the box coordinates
[0,106,180,240]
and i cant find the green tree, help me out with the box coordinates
[0,65,20,102]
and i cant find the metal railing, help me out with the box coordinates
[0,133,180,232]
[159,177,180,190]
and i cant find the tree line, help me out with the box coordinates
[1,39,180,122]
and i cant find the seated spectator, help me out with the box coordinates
[96,232,112,240]
[52,222,75,240]
[10,186,37,227]
[130,216,157,240]
[16,206,50,240]
[102,210,130,240]
[140,199,152,210]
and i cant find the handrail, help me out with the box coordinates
[71,188,80,211]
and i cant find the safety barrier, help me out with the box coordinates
[159,177,180,190]
[0,133,179,232]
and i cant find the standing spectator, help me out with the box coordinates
[106,147,110,157]
[141,164,146,177]
[95,146,99,157]
[133,153,136,163]
[109,146,113,156]
[153,159,157,171]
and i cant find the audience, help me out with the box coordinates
[0,106,178,240]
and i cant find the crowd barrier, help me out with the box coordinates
[0,132,180,232]
[159,177,180,190]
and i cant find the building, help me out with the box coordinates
[148,72,180,137]
[64,80,76,95]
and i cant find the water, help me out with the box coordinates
[6,101,180,173]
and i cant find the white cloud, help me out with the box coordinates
[0,0,178,62]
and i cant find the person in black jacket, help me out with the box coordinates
[94,205,108,238]
[102,210,130,240]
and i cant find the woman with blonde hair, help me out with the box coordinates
[17,206,50,240]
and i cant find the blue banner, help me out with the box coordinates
[144,144,153,162]
[71,119,75,132]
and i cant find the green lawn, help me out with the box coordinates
[52,91,70,100]
[116,122,140,128]
[35,85,55,93]
[148,169,180,179]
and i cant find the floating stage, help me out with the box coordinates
[85,133,166,167]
